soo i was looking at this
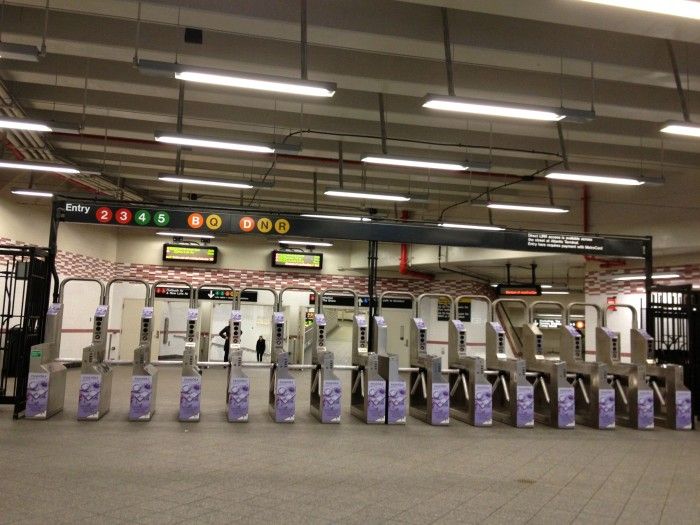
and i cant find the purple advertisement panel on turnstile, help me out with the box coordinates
[275,378,296,422]
[516,385,535,427]
[474,383,493,426]
[676,391,692,430]
[129,375,154,420]
[638,390,654,429]
[367,380,386,423]
[26,372,50,418]
[77,374,101,419]
[321,380,342,423]
[179,376,201,421]
[431,383,450,425]
[599,389,615,429]
[387,380,406,423]
[558,387,576,428]
[228,377,250,422]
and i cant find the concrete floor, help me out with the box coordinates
[1,366,699,525]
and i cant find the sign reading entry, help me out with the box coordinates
[57,200,648,258]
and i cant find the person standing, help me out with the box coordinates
[219,325,230,362]
[255,335,266,362]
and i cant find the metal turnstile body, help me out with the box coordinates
[77,304,113,420]
[408,318,449,425]
[269,312,295,422]
[448,319,492,426]
[560,326,615,429]
[129,306,158,421]
[521,323,574,428]
[375,315,406,424]
[596,327,654,429]
[485,322,534,427]
[351,314,387,423]
[310,314,341,423]
[25,303,67,419]
[630,328,692,430]
[179,308,201,421]
[226,310,249,422]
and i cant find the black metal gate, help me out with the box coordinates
[0,246,52,418]
[648,285,700,420]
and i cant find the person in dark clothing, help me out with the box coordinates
[219,325,232,362]
[255,336,266,362]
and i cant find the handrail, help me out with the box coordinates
[106,278,150,306]
[605,303,639,329]
[416,293,454,319]
[454,295,493,321]
[492,298,527,351]
[58,278,105,303]
[377,291,416,315]
[278,286,319,312]
[238,287,278,309]
[319,288,359,315]
[529,300,565,324]
[566,302,603,326]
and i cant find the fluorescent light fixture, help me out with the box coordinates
[154,132,299,154]
[660,121,700,138]
[155,231,215,239]
[487,202,569,214]
[578,0,700,19]
[490,284,499,288]
[280,240,333,247]
[0,160,79,174]
[540,284,553,289]
[301,213,372,222]
[159,175,254,189]
[361,154,468,171]
[542,291,571,295]
[324,188,410,202]
[0,42,40,62]
[422,94,595,123]
[546,171,644,186]
[439,222,505,231]
[138,59,336,97]
[11,189,54,198]
[0,118,52,132]
[612,273,681,281]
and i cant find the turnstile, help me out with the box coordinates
[269,310,295,422]
[350,313,386,423]
[226,310,249,422]
[77,302,113,420]
[485,320,535,428]
[448,313,492,427]
[178,304,201,422]
[408,317,449,425]
[310,313,341,423]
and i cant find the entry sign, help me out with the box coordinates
[197,288,234,301]
[154,286,191,299]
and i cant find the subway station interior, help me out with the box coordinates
[1,1,700,524]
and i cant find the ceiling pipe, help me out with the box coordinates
[399,209,434,281]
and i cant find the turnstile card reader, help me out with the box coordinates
[77,304,114,420]
[521,323,574,428]
[409,318,449,425]
[26,303,67,419]
[560,325,615,429]
[179,309,202,421]
[485,322,534,428]
[310,314,341,423]
[448,319,492,426]
[129,306,157,421]
[630,328,692,430]
[596,327,653,429]
[227,310,249,422]
[374,315,407,424]
[351,314,386,423]
[269,312,295,422]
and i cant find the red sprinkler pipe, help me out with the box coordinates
[399,210,434,281]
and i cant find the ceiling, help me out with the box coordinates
[0,0,699,257]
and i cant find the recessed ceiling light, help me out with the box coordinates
[324,188,410,202]
[546,172,645,186]
[422,94,595,123]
